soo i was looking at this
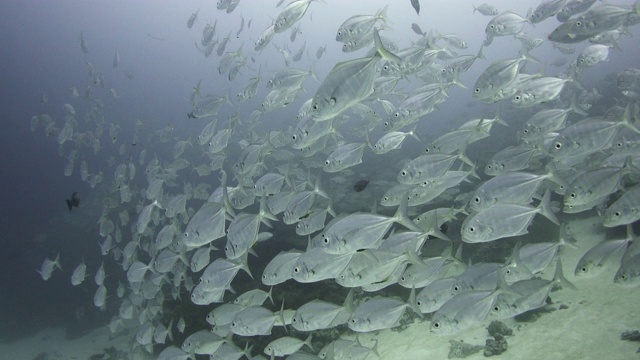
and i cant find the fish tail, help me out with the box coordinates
[343,288,355,311]
[313,174,329,199]
[364,131,375,150]
[568,92,588,116]
[520,46,540,64]
[552,258,578,291]
[620,102,640,135]
[538,189,560,225]
[476,45,486,60]
[407,286,424,318]
[408,124,421,142]
[240,252,253,279]
[545,162,571,191]
[395,192,423,232]
[54,252,62,271]
[279,299,288,334]
[259,194,278,223]
[373,28,401,63]
[376,4,390,25]
[304,333,314,350]
[166,319,174,342]
[220,169,237,218]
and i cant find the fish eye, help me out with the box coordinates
[468,226,475,233]
[523,129,529,133]
[489,24,495,29]
[614,211,621,217]
[433,321,440,328]
[383,121,389,127]
[474,197,480,203]
[554,142,562,149]
[337,31,341,36]
[401,170,407,176]
[313,104,319,110]
[569,192,576,198]
[231,322,236,327]
[493,305,500,311]
[351,319,356,323]
[292,134,297,140]
[383,196,389,201]
[383,65,389,71]
[576,20,582,26]
[293,267,300,273]
[453,285,460,292]
[514,95,520,101]
[621,274,627,280]
[325,160,330,165]
[474,88,480,93]
[416,300,422,306]
[394,112,400,117]
[323,237,329,244]
[261,274,266,279]
[580,267,587,273]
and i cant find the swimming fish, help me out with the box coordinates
[354,179,369,192]
[66,192,80,212]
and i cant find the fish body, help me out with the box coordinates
[274,0,317,33]
[603,184,640,227]
[461,191,558,243]
[484,11,528,45]
[38,253,62,281]
[529,0,568,24]
[577,44,610,68]
[473,3,499,16]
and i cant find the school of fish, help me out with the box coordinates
[31,0,640,359]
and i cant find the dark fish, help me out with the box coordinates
[354,180,370,192]
[411,23,424,35]
[66,192,80,212]
[411,0,420,14]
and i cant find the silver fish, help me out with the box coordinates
[461,190,559,243]
[473,3,499,16]
[310,29,399,121]
[529,0,568,24]
[274,0,317,33]
[182,202,226,249]
[264,334,313,357]
[349,288,421,332]
[603,184,640,227]
[262,250,303,286]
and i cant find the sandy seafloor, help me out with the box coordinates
[1,216,638,360]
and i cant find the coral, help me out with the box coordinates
[487,321,513,337]
[448,339,484,359]
[621,330,640,341]
[484,333,508,357]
